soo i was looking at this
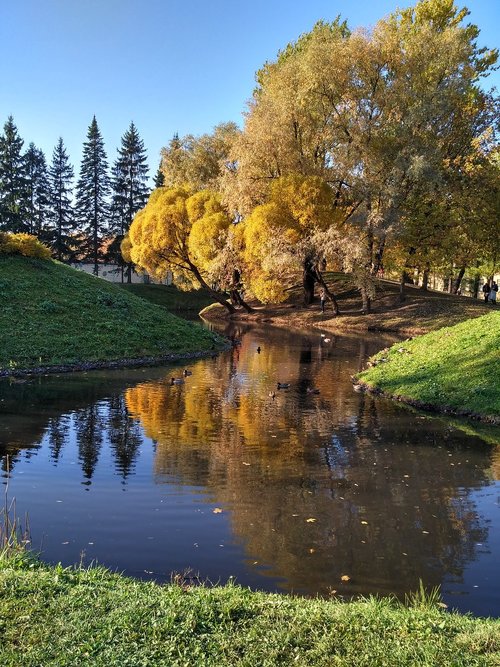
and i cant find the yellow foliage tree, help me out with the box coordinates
[242,174,340,309]
[126,186,251,313]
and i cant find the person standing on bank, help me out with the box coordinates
[489,281,498,304]
[482,282,490,302]
[319,287,326,313]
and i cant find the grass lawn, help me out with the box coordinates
[119,282,216,312]
[0,556,499,667]
[0,256,223,371]
[357,310,500,420]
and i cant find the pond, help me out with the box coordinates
[1,322,499,617]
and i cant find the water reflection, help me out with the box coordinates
[1,324,499,616]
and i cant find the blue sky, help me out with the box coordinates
[1,0,499,181]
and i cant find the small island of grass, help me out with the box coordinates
[0,255,225,375]
[357,310,500,423]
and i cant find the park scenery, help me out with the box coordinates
[1,0,500,665]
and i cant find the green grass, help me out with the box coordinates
[0,557,498,667]
[119,283,217,312]
[0,256,224,371]
[358,311,500,419]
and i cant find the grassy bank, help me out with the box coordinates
[119,283,216,312]
[357,311,500,422]
[0,556,499,667]
[0,256,223,372]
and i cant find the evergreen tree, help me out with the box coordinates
[110,121,149,281]
[75,116,110,275]
[0,116,29,232]
[154,161,164,187]
[47,138,75,261]
[25,143,50,239]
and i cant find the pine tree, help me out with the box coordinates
[25,143,50,239]
[47,138,75,261]
[110,121,149,281]
[75,116,110,275]
[154,161,164,188]
[0,116,29,232]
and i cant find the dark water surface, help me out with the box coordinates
[1,323,499,617]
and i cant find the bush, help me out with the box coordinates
[0,233,51,260]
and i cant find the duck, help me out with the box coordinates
[257,346,261,353]
[170,377,184,385]
[277,382,290,389]
[307,387,320,395]
[183,369,193,376]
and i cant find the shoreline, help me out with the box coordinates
[0,344,231,379]
[354,378,500,427]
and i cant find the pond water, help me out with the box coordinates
[1,322,499,617]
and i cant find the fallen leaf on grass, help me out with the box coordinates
[341,575,351,582]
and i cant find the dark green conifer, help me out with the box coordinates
[75,116,110,275]
[110,121,149,281]
[47,138,75,261]
[0,116,29,232]
[25,143,50,239]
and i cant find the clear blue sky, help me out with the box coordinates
[1,0,499,181]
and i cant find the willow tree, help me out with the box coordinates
[242,173,342,311]
[125,186,249,314]
[223,0,498,311]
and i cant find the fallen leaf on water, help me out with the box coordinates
[422,530,429,534]
[341,575,351,582]
[213,508,223,514]
[361,520,368,525]
[308,548,315,554]
[242,462,251,466]
[306,518,317,523]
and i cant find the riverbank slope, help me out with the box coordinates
[356,311,500,423]
[0,256,223,375]
[1,557,498,666]
[201,274,491,336]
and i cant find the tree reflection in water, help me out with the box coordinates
[0,324,498,608]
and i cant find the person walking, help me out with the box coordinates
[489,281,498,304]
[482,282,490,302]
[319,287,326,313]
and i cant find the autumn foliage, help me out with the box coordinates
[0,232,51,260]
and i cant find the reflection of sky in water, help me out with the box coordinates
[1,324,499,617]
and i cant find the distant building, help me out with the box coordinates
[71,262,173,286]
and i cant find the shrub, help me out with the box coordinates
[0,233,51,260]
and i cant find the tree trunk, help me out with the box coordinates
[315,269,340,315]
[472,273,480,299]
[303,261,316,306]
[421,263,430,291]
[189,263,236,314]
[361,284,371,313]
[372,235,386,276]
[399,271,406,302]
[451,266,466,294]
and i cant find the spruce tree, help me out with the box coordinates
[0,116,29,232]
[110,121,149,280]
[47,138,75,261]
[25,143,50,239]
[75,116,109,275]
[154,161,164,188]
